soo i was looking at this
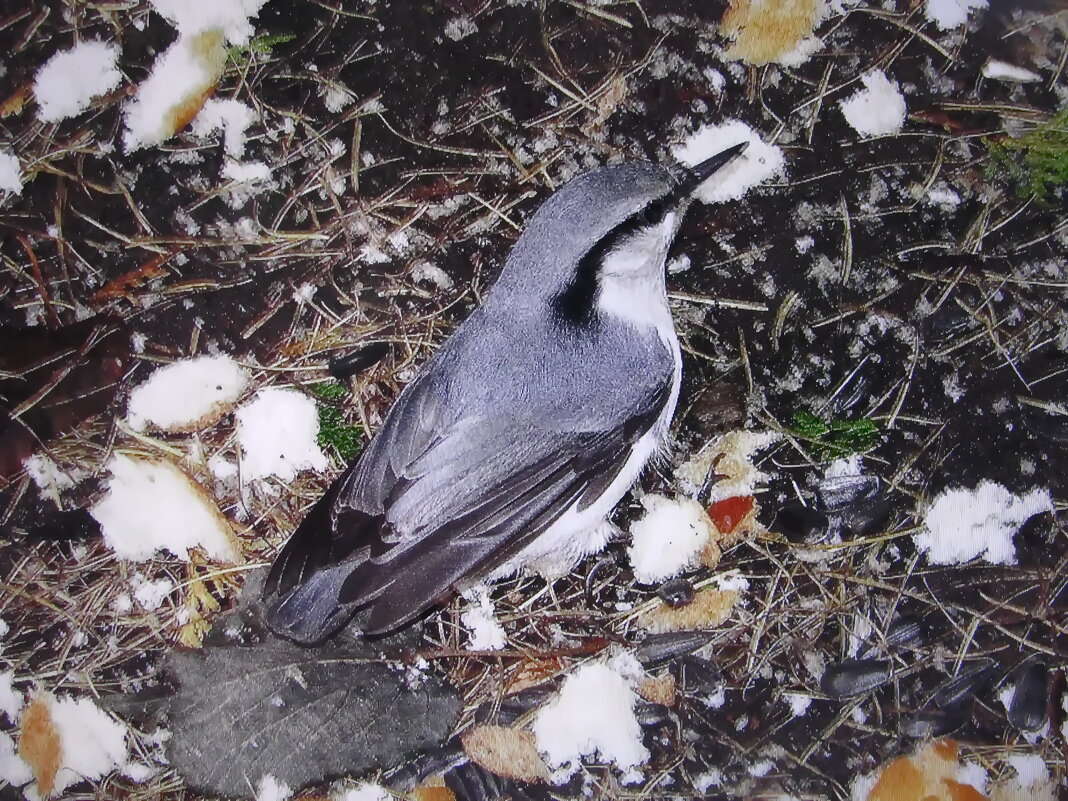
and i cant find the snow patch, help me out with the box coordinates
[0,732,32,787]
[1007,753,1048,786]
[236,388,328,482]
[783,692,812,717]
[223,160,273,183]
[627,494,714,584]
[982,60,1041,83]
[444,16,477,41]
[0,672,23,722]
[671,120,786,203]
[321,84,355,113]
[915,481,1053,565]
[693,769,723,793]
[334,785,391,801]
[39,695,130,797]
[34,40,122,123]
[91,454,238,562]
[255,774,292,801]
[461,588,507,651]
[128,354,248,432]
[23,453,75,492]
[132,576,175,610]
[925,0,987,30]
[150,0,268,45]
[839,71,907,137]
[0,151,22,194]
[925,182,961,208]
[191,98,256,158]
[412,261,454,290]
[531,654,648,781]
[123,31,226,151]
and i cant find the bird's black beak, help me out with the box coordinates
[674,141,749,196]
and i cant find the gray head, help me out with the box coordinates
[485,144,748,323]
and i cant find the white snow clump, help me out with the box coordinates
[531,652,648,782]
[982,60,1041,83]
[671,120,785,203]
[925,0,988,30]
[34,40,122,123]
[127,354,248,432]
[236,388,328,482]
[150,0,268,45]
[0,152,22,195]
[191,98,256,158]
[91,454,238,562]
[839,70,907,137]
[38,695,130,797]
[627,494,714,583]
[460,588,507,651]
[915,481,1053,565]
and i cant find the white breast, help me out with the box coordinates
[486,214,683,580]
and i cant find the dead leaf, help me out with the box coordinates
[91,249,176,306]
[639,588,740,633]
[504,657,569,695]
[637,673,677,707]
[866,740,989,801]
[0,81,32,118]
[413,784,457,801]
[19,696,61,798]
[178,564,223,648]
[163,637,460,797]
[461,725,550,784]
[583,74,629,133]
[722,0,823,66]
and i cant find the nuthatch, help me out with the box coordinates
[264,143,748,642]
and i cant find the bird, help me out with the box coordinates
[262,142,749,643]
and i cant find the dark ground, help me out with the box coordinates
[1,0,1066,799]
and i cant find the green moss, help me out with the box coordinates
[789,411,881,459]
[313,382,363,463]
[227,33,296,64]
[986,109,1068,202]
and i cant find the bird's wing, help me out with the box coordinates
[262,371,671,641]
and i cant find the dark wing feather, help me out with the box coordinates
[263,376,670,642]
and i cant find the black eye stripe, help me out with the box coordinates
[552,193,674,325]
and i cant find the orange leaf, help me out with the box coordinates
[707,495,755,535]
[867,755,923,801]
[943,779,989,801]
[19,696,61,798]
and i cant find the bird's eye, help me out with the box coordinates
[637,198,669,228]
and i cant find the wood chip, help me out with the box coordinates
[461,725,550,784]
[19,695,61,798]
[639,588,740,633]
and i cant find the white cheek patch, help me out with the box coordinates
[599,213,677,278]
[596,212,678,334]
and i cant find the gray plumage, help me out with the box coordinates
[263,149,746,643]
